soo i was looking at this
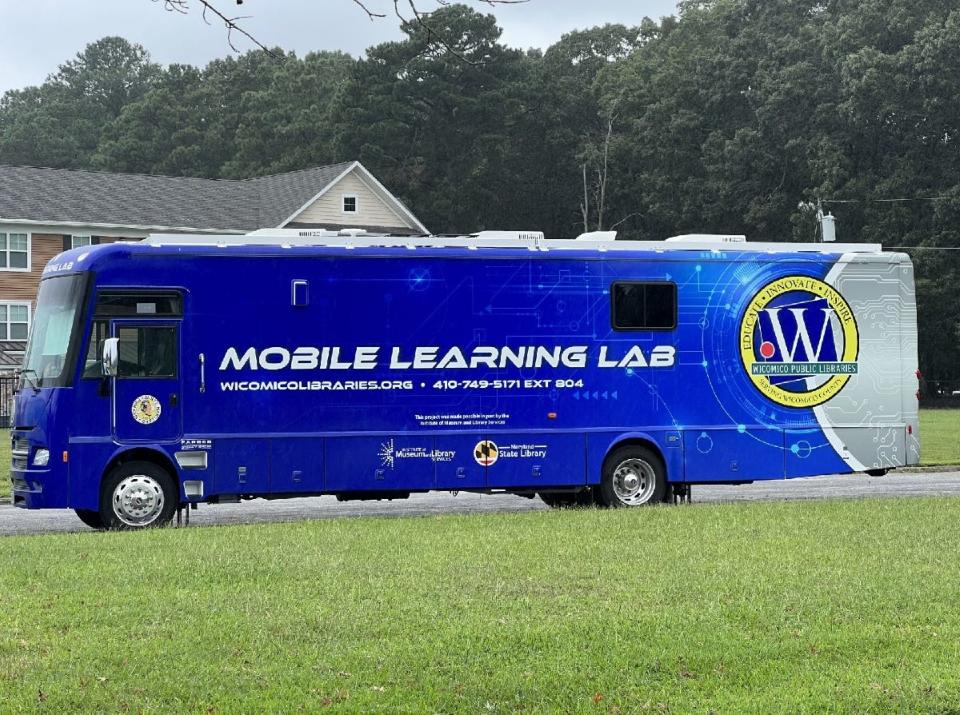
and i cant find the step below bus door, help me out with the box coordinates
[109,321,183,444]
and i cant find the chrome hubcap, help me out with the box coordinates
[612,458,656,505]
[113,475,164,526]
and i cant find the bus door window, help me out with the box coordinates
[116,326,177,378]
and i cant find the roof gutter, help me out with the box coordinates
[0,217,248,235]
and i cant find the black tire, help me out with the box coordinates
[539,488,595,509]
[598,445,667,507]
[73,508,105,530]
[100,461,178,530]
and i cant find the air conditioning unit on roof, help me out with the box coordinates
[666,234,747,243]
[471,231,545,242]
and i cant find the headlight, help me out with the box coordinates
[33,448,50,467]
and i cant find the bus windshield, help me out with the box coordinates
[22,274,88,387]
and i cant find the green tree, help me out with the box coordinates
[332,5,538,233]
[221,51,354,178]
[0,37,160,168]
[94,64,213,176]
[542,24,643,233]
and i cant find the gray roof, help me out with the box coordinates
[0,340,24,369]
[0,162,356,232]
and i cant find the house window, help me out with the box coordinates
[0,302,30,340]
[0,232,29,270]
[342,195,358,213]
[611,282,677,331]
[71,235,92,249]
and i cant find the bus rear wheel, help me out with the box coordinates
[100,461,177,530]
[599,446,667,507]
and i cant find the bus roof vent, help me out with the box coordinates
[666,234,747,243]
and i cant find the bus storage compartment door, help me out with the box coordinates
[435,435,488,490]
[682,428,785,482]
[325,436,437,492]
[485,434,586,489]
[214,438,270,495]
[270,437,324,493]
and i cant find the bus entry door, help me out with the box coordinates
[111,321,183,444]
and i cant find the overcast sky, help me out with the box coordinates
[0,0,678,95]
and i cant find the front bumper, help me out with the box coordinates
[10,435,67,509]
[10,466,64,508]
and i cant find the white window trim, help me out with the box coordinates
[342,194,359,214]
[0,231,31,272]
[71,234,92,249]
[0,301,31,341]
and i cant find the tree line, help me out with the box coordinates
[1,0,958,387]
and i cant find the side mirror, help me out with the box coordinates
[102,337,119,377]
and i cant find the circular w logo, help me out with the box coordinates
[740,275,859,408]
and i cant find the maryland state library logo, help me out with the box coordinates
[740,275,859,408]
[474,440,499,467]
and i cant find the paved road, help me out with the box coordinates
[3,469,960,536]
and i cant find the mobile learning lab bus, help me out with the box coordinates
[10,229,920,529]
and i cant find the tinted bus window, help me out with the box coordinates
[612,282,677,330]
[95,292,182,317]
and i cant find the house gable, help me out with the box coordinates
[283,164,426,233]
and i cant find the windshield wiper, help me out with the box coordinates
[18,368,41,393]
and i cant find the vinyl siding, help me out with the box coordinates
[290,171,415,230]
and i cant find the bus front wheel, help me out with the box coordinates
[599,446,667,507]
[100,461,177,530]
[73,509,104,530]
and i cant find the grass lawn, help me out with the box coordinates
[918,409,960,465]
[3,498,960,711]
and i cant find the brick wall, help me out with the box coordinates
[1,233,63,303]
[0,233,138,305]
[0,232,139,362]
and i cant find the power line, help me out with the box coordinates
[888,245,960,251]
[823,195,957,204]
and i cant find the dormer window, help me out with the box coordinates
[342,195,358,213]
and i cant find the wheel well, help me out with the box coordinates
[605,438,667,479]
[102,448,179,491]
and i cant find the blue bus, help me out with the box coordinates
[9,230,920,529]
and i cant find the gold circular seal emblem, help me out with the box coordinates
[132,394,162,425]
[739,275,859,408]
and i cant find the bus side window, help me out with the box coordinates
[117,327,177,379]
[612,282,677,331]
[82,320,109,378]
